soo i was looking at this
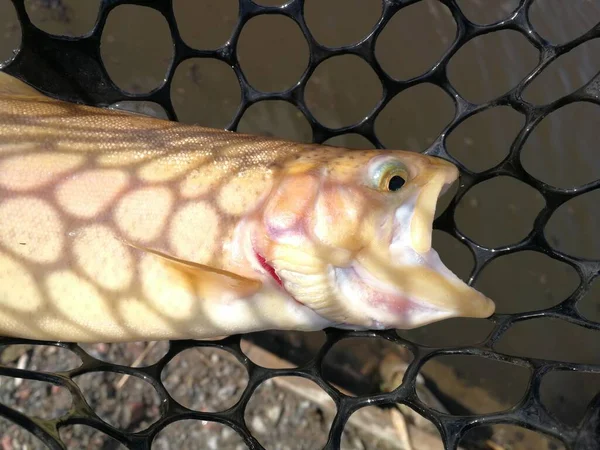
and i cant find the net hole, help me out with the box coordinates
[78,341,168,367]
[418,355,530,415]
[0,0,21,67]
[0,344,81,372]
[237,100,312,142]
[59,425,128,450]
[455,176,545,248]
[173,0,238,50]
[545,188,600,259]
[0,376,72,419]
[523,39,600,105]
[540,370,600,427]
[0,416,49,450]
[304,54,382,129]
[240,330,326,369]
[244,376,335,449]
[522,102,600,189]
[375,83,455,151]
[397,317,494,348]
[447,30,538,104]
[24,0,100,37]
[375,0,456,81]
[475,251,580,314]
[322,134,374,149]
[100,4,173,94]
[171,58,241,129]
[152,419,248,450]
[321,336,413,397]
[304,0,382,48]
[161,347,248,412]
[494,317,600,365]
[432,230,473,283]
[459,423,567,450]
[446,105,524,173]
[530,0,600,46]
[237,14,309,92]
[576,277,600,323]
[456,0,520,26]
[341,404,444,450]
[74,371,161,432]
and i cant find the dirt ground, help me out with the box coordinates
[0,342,402,450]
[0,339,570,450]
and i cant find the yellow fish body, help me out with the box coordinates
[0,72,495,343]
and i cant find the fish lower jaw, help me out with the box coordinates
[390,242,492,309]
[333,264,457,330]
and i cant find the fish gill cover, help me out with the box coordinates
[0,0,599,449]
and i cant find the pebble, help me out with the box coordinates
[207,435,218,450]
[251,416,267,435]
[267,405,282,423]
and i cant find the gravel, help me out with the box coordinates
[0,342,398,450]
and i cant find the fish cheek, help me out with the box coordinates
[263,173,320,238]
[310,184,366,252]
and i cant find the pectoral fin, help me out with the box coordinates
[123,240,263,298]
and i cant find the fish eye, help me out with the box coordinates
[368,158,408,192]
[388,175,406,191]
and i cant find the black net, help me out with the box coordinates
[1,0,599,449]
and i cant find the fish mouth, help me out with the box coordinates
[334,172,495,330]
[334,249,495,330]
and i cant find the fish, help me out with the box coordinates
[0,71,495,343]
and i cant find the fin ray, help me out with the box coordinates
[122,240,263,298]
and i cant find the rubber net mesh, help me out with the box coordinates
[1,0,599,449]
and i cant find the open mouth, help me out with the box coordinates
[334,243,495,330]
[332,172,495,330]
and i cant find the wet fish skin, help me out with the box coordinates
[0,72,495,343]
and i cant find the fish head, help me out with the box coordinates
[256,147,495,330]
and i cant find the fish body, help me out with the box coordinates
[0,72,494,343]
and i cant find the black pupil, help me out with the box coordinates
[388,175,405,191]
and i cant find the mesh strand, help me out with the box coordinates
[1,0,600,449]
